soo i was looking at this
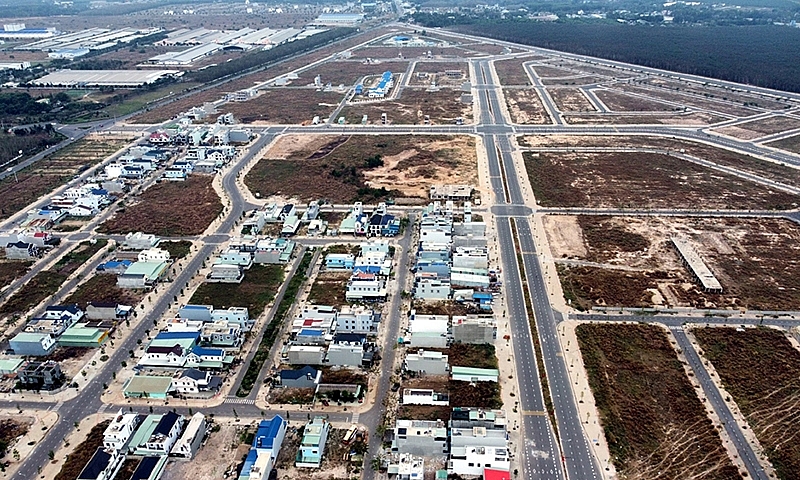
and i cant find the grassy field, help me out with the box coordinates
[577,323,740,480]
[218,89,343,125]
[307,271,350,305]
[99,176,222,236]
[523,151,800,210]
[190,264,284,315]
[340,88,472,125]
[159,240,192,260]
[694,327,800,480]
[63,274,145,309]
[0,137,129,221]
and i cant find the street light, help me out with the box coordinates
[7,167,17,183]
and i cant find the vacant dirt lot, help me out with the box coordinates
[342,87,472,125]
[619,84,758,117]
[694,327,800,480]
[548,216,800,310]
[531,65,574,78]
[218,89,343,125]
[503,89,550,124]
[714,115,800,140]
[493,59,531,86]
[577,323,740,480]
[524,151,799,210]
[0,261,31,288]
[100,175,222,236]
[0,137,128,221]
[301,60,409,87]
[541,75,607,86]
[245,134,477,202]
[308,271,350,305]
[350,46,464,59]
[518,135,800,189]
[548,88,595,112]
[594,89,675,112]
[409,61,467,87]
[63,274,145,308]
[564,111,726,126]
[766,133,800,153]
[162,422,250,480]
[644,77,787,111]
[190,264,284,315]
[54,420,111,480]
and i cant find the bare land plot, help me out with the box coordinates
[693,327,800,480]
[0,261,31,289]
[524,151,799,210]
[594,89,676,112]
[766,133,800,154]
[245,134,477,202]
[218,89,343,125]
[619,84,757,117]
[503,89,550,124]
[0,137,128,221]
[341,88,472,125]
[518,134,800,189]
[548,216,800,310]
[276,427,362,479]
[99,175,222,236]
[300,60,409,87]
[63,274,145,309]
[577,323,741,480]
[531,65,575,78]
[459,42,522,55]
[493,59,531,86]
[548,88,595,112]
[189,264,285,315]
[0,417,28,458]
[161,422,251,480]
[53,420,111,480]
[409,61,467,87]
[644,77,788,111]
[350,46,464,59]
[714,115,800,140]
[540,75,607,86]
[564,112,725,126]
[541,60,624,78]
[307,271,350,305]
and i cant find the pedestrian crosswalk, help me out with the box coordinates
[224,397,256,405]
[351,412,360,424]
[50,401,64,412]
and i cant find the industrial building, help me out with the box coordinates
[0,23,57,39]
[32,69,179,88]
[17,27,161,52]
[671,237,723,293]
[312,13,365,26]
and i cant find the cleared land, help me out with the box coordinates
[350,46,464,59]
[63,274,145,308]
[503,89,550,124]
[300,60,409,87]
[619,84,757,117]
[0,418,28,458]
[766,133,800,154]
[0,137,128,221]
[577,323,741,480]
[245,134,477,202]
[307,271,350,306]
[493,59,531,85]
[189,264,285,316]
[694,327,800,480]
[531,65,575,78]
[99,175,222,236]
[161,423,250,480]
[541,75,607,86]
[523,150,800,210]
[53,420,111,480]
[548,88,595,112]
[159,240,192,260]
[547,216,800,310]
[409,61,467,87]
[714,115,800,141]
[564,111,725,126]
[0,261,31,289]
[518,135,800,189]
[593,89,675,112]
[341,88,472,125]
[217,89,343,125]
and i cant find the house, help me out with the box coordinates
[185,345,228,369]
[138,331,197,368]
[367,213,400,237]
[58,325,109,348]
[148,131,171,144]
[414,278,451,300]
[282,214,301,236]
[0,358,24,376]
[301,201,320,222]
[215,249,253,268]
[387,454,425,480]
[253,238,295,264]
[326,253,355,270]
[103,410,144,451]
[336,305,375,333]
[16,361,65,390]
[402,388,449,406]
[429,185,472,201]
[325,333,366,367]
[353,251,391,276]
[86,302,132,320]
[238,416,286,480]
[452,316,496,344]
[405,350,449,375]
[123,376,173,399]
[200,321,243,348]
[451,366,499,383]
[453,247,489,270]
[76,448,124,480]
[391,419,447,456]
[295,328,327,346]
[138,248,171,263]
[171,412,206,459]
[448,409,509,476]
[5,241,41,260]
[171,368,221,395]
[144,412,184,455]
[9,332,57,356]
[208,263,244,282]
[25,304,83,336]
[96,260,133,274]
[295,417,330,468]
[287,345,326,365]
[346,272,387,302]
[279,366,321,389]
[117,261,169,288]
[128,457,168,480]
[408,312,450,348]
[123,232,160,250]
[178,305,252,330]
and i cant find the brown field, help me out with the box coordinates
[548,88,596,112]
[594,89,676,112]
[503,89,551,124]
[577,323,741,480]
[694,327,800,480]
[341,88,472,125]
[493,59,531,86]
[714,115,800,141]
[218,89,343,125]
[449,380,502,409]
[0,261,32,288]
[564,112,726,126]
[307,271,350,305]
[161,423,251,480]
[542,61,624,78]
[766,133,800,154]
[99,175,222,236]
[518,135,800,189]
[0,137,128,221]
[63,274,145,309]
[53,420,111,480]
[644,77,788,111]
[619,84,758,117]
[0,417,28,457]
[531,65,575,78]
[540,75,607,86]
[524,150,799,210]
[548,215,800,310]
[246,134,476,202]
[409,61,467,87]
[300,60,409,87]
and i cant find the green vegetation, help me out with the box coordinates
[0,127,64,164]
[236,249,312,397]
[52,240,108,276]
[159,240,192,260]
[53,420,112,480]
[63,274,144,309]
[190,264,285,315]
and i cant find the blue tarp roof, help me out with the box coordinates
[156,331,200,340]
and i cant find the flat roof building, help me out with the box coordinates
[671,237,722,293]
[32,69,178,88]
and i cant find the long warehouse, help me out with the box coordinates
[32,69,179,88]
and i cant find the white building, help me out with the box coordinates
[103,410,143,451]
[414,278,451,300]
[404,349,449,375]
[138,247,171,263]
[346,272,387,302]
[171,412,206,459]
[336,305,375,333]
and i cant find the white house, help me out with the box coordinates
[346,272,387,302]
[404,350,449,375]
[103,410,143,451]
[171,412,207,459]
[414,278,451,300]
[144,412,184,455]
[138,248,171,263]
[336,305,375,333]
[401,389,449,406]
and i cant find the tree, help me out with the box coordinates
[47,450,54,461]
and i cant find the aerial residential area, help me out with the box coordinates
[0,0,799,480]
